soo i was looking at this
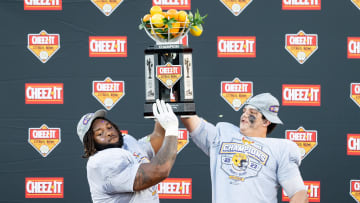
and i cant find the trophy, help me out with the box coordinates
[140,7,206,117]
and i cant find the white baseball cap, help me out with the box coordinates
[244,93,283,124]
[76,109,107,143]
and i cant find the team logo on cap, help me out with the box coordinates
[28,124,61,157]
[177,129,189,154]
[269,105,279,113]
[89,36,127,57]
[282,0,321,10]
[350,180,360,202]
[350,83,360,107]
[27,30,60,63]
[25,177,64,198]
[25,83,63,104]
[347,37,360,58]
[156,63,182,89]
[91,0,123,16]
[351,0,360,10]
[221,78,253,111]
[347,134,360,156]
[219,0,252,16]
[217,36,256,58]
[282,84,321,106]
[24,0,62,10]
[286,126,318,160]
[158,178,192,199]
[153,0,191,10]
[282,181,320,202]
[285,30,318,64]
[92,77,125,110]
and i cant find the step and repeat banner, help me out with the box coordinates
[1,0,360,202]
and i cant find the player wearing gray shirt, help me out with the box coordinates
[181,93,308,203]
[77,100,180,203]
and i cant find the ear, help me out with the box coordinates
[263,119,271,127]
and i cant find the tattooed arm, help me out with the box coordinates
[133,100,179,191]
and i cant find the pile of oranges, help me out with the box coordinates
[140,6,206,42]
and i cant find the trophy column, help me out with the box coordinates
[144,44,195,117]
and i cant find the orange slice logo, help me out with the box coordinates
[219,0,252,16]
[352,0,360,10]
[28,124,61,157]
[285,30,318,64]
[220,78,253,111]
[91,0,124,16]
[27,30,60,63]
[92,77,125,110]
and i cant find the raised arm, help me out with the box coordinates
[180,115,201,133]
[133,100,179,191]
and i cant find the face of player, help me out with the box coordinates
[239,106,268,136]
[92,118,120,146]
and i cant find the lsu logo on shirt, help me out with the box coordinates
[350,180,360,203]
[25,177,64,198]
[153,0,191,10]
[92,77,125,110]
[90,0,124,16]
[217,36,256,58]
[219,138,269,182]
[350,83,360,108]
[158,178,192,199]
[347,134,360,156]
[24,0,62,10]
[286,126,318,159]
[285,30,318,64]
[282,0,321,10]
[348,37,360,59]
[220,78,253,111]
[27,30,60,63]
[28,124,61,157]
[282,181,320,202]
[25,83,63,104]
[351,0,360,10]
[89,36,127,57]
[219,0,252,16]
[282,84,321,106]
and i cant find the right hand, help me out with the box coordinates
[152,99,179,136]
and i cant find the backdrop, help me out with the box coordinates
[1,0,360,202]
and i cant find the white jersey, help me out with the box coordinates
[191,119,305,203]
[86,134,159,203]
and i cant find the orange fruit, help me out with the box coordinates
[169,22,180,34]
[151,13,165,28]
[178,10,187,22]
[150,6,162,16]
[167,9,178,20]
[143,14,151,22]
[190,25,203,37]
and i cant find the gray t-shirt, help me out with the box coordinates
[191,119,305,203]
[86,134,159,203]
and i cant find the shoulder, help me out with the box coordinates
[216,122,239,131]
[87,148,132,169]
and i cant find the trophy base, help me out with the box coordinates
[144,102,196,118]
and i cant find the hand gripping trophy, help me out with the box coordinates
[139,6,207,117]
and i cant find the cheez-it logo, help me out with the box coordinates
[24,0,62,10]
[25,83,63,104]
[217,36,256,58]
[350,180,360,202]
[27,30,60,63]
[347,134,360,156]
[282,0,321,10]
[282,84,321,106]
[25,177,64,198]
[153,0,191,10]
[158,178,192,199]
[89,36,127,57]
[348,37,360,59]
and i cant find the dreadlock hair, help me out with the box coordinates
[262,115,277,135]
[82,117,122,158]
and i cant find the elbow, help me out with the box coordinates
[156,165,171,180]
